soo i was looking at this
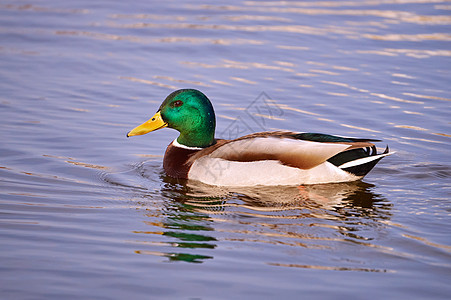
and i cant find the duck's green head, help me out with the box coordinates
[127,89,216,148]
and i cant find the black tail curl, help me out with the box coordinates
[328,145,390,177]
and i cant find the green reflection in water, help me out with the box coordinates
[133,182,218,263]
[174,242,216,249]
[165,252,213,263]
[163,231,217,242]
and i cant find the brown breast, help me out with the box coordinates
[163,141,202,178]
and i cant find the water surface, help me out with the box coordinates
[1,1,450,299]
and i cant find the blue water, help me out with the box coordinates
[1,1,450,299]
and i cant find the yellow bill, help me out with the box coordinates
[127,111,168,137]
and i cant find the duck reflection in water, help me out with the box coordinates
[133,179,217,263]
[131,167,391,263]
[167,176,392,216]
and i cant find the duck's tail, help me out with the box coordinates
[328,145,393,177]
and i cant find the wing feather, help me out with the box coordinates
[207,137,351,169]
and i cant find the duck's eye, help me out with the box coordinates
[173,100,183,107]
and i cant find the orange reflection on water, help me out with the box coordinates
[403,92,451,101]
[244,1,450,8]
[120,76,177,90]
[153,75,211,87]
[267,262,394,273]
[357,48,451,58]
[65,160,109,170]
[363,33,451,41]
[340,123,381,133]
[0,3,88,14]
[55,29,264,46]
[269,102,320,116]
[230,77,257,84]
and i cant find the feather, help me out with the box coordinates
[187,132,383,170]
[206,137,351,169]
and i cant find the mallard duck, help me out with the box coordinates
[127,89,392,186]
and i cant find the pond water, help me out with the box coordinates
[1,0,450,299]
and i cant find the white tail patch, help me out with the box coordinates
[339,152,395,169]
